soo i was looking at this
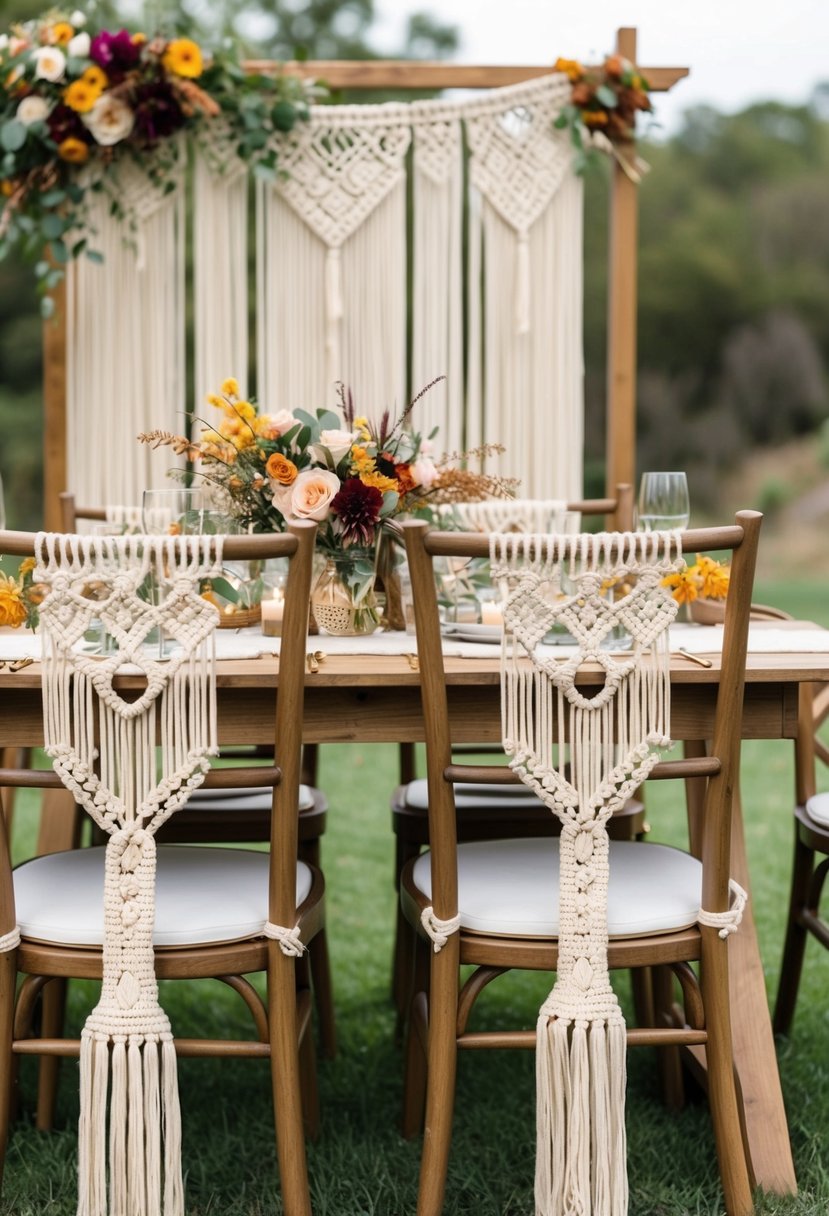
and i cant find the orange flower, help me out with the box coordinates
[0,180,14,198]
[162,37,203,79]
[583,111,609,128]
[58,137,89,163]
[63,79,101,114]
[266,452,298,485]
[50,21,74,45]
[661,569,700,605]
[0,573,27,628]
[604,54,623,78]
[394,463,417,494]
[82,65,108,91]
[695,555,730,600]
[132,33,147,46]
[554,56,584,83]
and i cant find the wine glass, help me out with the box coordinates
[141,487,215,536]
[637,472,690,532]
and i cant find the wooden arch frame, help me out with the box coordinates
[42,27,688,529]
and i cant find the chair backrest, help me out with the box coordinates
[402,512,762,925]
[0,523,316,920]
[58,492,145,535]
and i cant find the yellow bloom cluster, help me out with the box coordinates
[162,38,203,79]
[0,571,27,628]
[662,554,730,605]
[64,66,109,114]
[349,444,397,493]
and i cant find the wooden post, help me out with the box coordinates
[606,27,640,501]
[42,276,67,531]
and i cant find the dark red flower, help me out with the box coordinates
[330,478,383,547]
[90,29,141,77]
[133,80,186,143]
[47,103,89,146]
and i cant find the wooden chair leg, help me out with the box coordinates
[267,944,312,1216]
[392,837,421,1017]
[630,966,654,1028]
[773,829,815,1036]
[299,1010,320,1142]
[402,934,431,1139]
[700,931,754,1216]
[298,838,336,1059]
[0,951,17,1186]
[416,937,460,1216]
[35,978,67,1131]
[652,965,685,1111]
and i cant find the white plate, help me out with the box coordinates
[442,621,501,641]
[447,630,501,646]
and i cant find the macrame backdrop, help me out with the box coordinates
[66,154,186,507]
[488,530,683,1216]
[34,532,224,1216]
[189,74,581,495]
[438,498,570,533]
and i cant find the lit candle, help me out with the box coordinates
[261,591,285,636]
[480,600,503,627]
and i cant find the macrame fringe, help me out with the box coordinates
[77,1031,183,1216]
[535,1015,628,1216]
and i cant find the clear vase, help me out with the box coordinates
[310,547,383,636]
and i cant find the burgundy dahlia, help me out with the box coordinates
[133,81,186,143]
[90,29,141,77]
[47,103,88,145]
[330,478,383,547]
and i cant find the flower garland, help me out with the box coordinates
[554,53,652,182]
[0,9,322,312]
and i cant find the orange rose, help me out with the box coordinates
[266,452,298,485]
[604,54,623,79]
[58,137,89,163]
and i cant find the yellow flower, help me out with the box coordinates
[63,79,101,114]
[254,414,281,439]
[19,557,36,576]
[82,65,108,91]
[205,393,224,409]
[695,555,730,600]
[50,21,74,45]
[220,377,239,397]
[132,33,147,46]
[0,572,27,628]
[352,416,371,440]
[233,400,256,422]
[0,180,14,198]
[360,470,398,494]
[661,569,700,605]
[162,37,203,79]
[350,445,375,476]
[58,137,89,164]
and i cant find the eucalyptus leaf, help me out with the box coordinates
[596,85,619,109]
[317,410,343,431]
[208,576,240,604]
[0,120,27,153]
[41,214,66,240]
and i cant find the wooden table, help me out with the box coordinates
[2,634,828,1195]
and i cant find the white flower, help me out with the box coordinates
[68,31,90,58]
[271,409,300,436]
[410,455,438,489]
[70,10,86,27]
[270,484,294,518]
[313,428,356,465]
[16,95,51,126]
[82,94,134,146]
[288,469,341,522]
[32,45,66,82]
[0,34,9,54]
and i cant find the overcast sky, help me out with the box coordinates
[374,0,829,134]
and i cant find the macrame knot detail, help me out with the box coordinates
[699,880,748,939]
[263,922,306,957]
[421,905,461,953]
[0,927,20,952]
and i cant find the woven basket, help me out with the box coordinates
[217,603,262,629]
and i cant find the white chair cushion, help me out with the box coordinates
[14,846,313,948]
[186,783,316,813]
[412,838,702,938]
[404,777,544,812]
[806,792,829,828]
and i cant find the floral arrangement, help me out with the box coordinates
[554,54,652,180]
[662,554,730,606]
[0,557,45,629]
[0,9,319,311]
[140,377,515,631]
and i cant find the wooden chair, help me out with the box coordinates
[390,489,646,1014]
[399,512,761,1216]
[57,492,336,1059]
[773,678,829,1035]
[0,522,323,1216]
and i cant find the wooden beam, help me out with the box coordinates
[42,277,67,532]
[245,60,689,93]
[605,27,640,502]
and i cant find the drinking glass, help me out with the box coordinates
[141,487,216,536]
[637,472,690,532]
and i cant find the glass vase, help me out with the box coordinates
[310,547,383,636]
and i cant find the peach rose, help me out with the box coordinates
[288,469,341,521]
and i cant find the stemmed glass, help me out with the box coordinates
[637,472,690,532]
[142,488,216,656]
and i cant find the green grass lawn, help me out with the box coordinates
[3,597,829,1213]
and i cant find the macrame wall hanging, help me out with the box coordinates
[34,532,224,1216]
[489,529,683,1216]
[66,153,186,507]
[438,497,570,533]
[189,74,583,496]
